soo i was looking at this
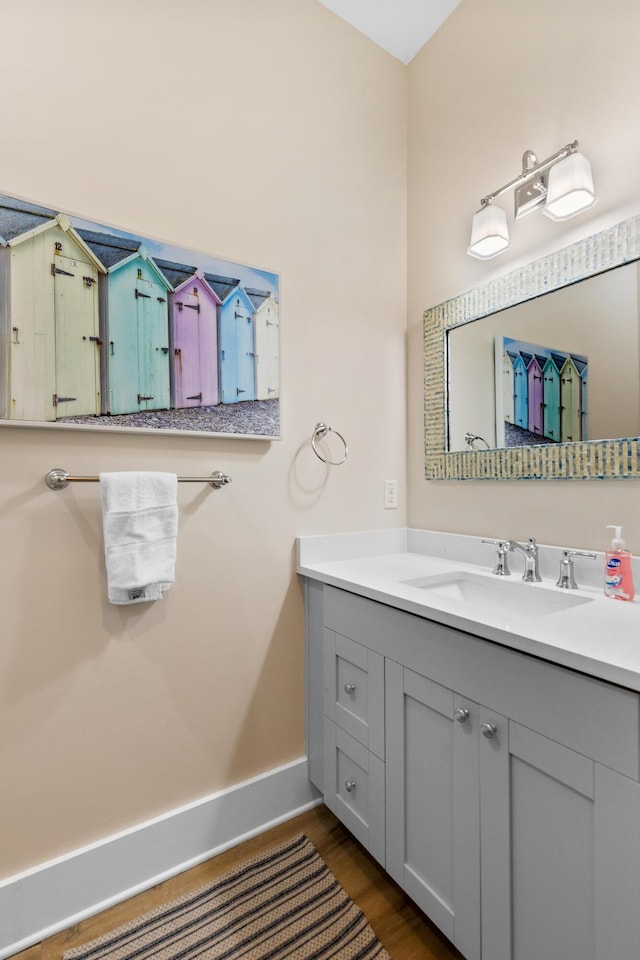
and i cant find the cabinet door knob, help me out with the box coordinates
[454,707,470,723]
[344,682,356,695]
[344,779,357,793]
[481,722,498,739]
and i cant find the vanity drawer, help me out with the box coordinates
[323,628,385,758]
[323,718,385,866]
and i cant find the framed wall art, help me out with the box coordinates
[0,191,280,439]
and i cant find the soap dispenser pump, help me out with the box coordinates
[604,525,635,601]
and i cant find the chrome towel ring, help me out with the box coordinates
[311,422,349,465]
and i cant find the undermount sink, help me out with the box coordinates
[402,570,593,619]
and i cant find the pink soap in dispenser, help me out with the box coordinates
[604,525,635,601]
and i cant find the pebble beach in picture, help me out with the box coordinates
[0,193,280,439]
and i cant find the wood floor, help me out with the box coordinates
[14,804,464,960]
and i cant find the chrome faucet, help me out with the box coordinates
[506,538,542,582]
[482,537,542,581]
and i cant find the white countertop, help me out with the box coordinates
[296,529,640,692]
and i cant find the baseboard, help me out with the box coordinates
[0,757,321,959]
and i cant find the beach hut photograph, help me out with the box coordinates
[0,190,280,438]
[0,196,105,422]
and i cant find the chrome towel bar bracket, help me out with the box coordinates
[45,468,232,490]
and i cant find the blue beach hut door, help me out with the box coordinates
[236,311,256,401]
[220,295,256,403]
[513,356,528,430]
[136,275,170,411]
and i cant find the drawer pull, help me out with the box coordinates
[344,682,356,694]
[454,708,470,723]
[344,779,357,793]
[481,722,498,739]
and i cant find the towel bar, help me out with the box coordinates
[45,468,232,490]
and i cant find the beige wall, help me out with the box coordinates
[408,0,640,550]
[0,0,407,877]
[7,0,640,885]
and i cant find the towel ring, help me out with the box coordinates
[311,422,349,466]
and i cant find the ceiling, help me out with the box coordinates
[316,0,462,64]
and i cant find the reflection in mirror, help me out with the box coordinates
[423,213,640,480]
[447,262,640,452]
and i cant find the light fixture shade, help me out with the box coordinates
[467,203,511,259]
[544,152,597,221]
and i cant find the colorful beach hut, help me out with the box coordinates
[246,288,279,401]
[154,261,221,408]
[0,197,105,422]
[205,274,256,404]
[77,231,172,415]
[502,351,516,425]
[512,352,529,430]
[574,357,588,441]
[527,354,545,436]
[542,354,563,441]
[560,355,583,442]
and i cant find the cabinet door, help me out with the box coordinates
[479,711,640,960]
[385,661,481,960]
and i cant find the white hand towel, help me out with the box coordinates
[100,472,178,605]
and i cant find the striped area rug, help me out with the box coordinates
[63,834,391,960]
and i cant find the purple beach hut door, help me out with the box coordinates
[174,289,203,407]
[172,281,219,408]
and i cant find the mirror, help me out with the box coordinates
[423,213,640,479]
[448,261,640,451]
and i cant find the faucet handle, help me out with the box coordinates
[556,549,597,589]
[481,538,511,576]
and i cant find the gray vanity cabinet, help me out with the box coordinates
[304,581,640,960]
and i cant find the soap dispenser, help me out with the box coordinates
[604,525,635,601]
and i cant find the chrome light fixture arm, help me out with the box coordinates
[479,140,579,208]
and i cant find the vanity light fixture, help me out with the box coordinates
[467,140,597,259]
